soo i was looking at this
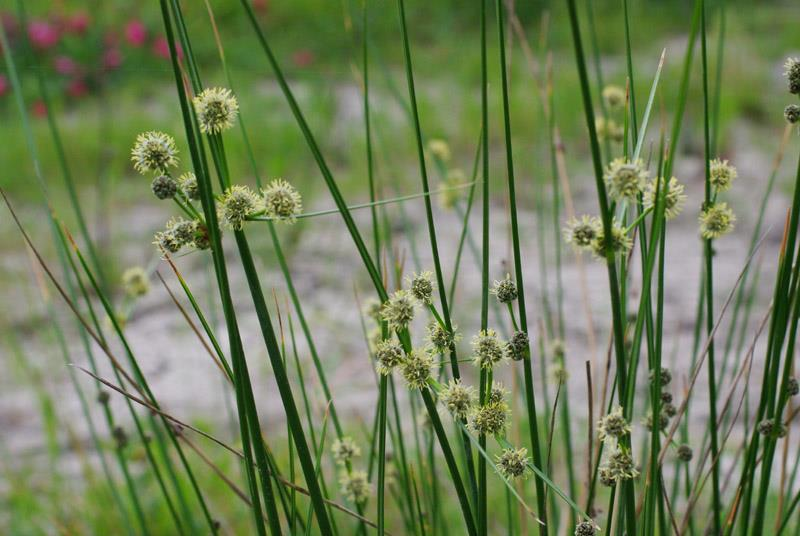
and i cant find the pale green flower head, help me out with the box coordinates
[407,271,435,304]
[471,329,506,370]
[374,339,404,375]
[217,185,261,230]
[193,87,239,134]
[331,436,361,466]
[643,177,687,220]
[339,470,371,505]
[400,350,435,390]
[263,178,302,223]
[564,215,602,250]
[131,131,179,174]
[591,219,632,257]
[602,84,626,110]
[709,158,737,192]
[597,405,630,442]
[699,202,735,240]
[496,447,530,480]
[380,290,418,331]
[604,157,648,202]
[427,138,451,162]
[122,267,149,298]
[468,400,509,436]
[439,379,476,420]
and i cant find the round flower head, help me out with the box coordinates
[471,329,506,370]
[643,409,669,432]
[785,104,800,125]
[602,445,639,482]
[677,444,693,462]
[660,391,673,404]
[426,320,460,354]
[496,447,530,480]
[604,157,648,202]
[400,350,435,390]
[597,405,631,442]
[649,367,672,386]
[151,175,178,200]
[591,219,632,257]
[263,178,302,223]
[662,402,677,418]
[408,271,435,304]
[122,267,149,298]
[439,168,465,210]
[488,381,509,405]
[757,418,787,438]
[506,330,530,361]
[564,215,602,249]
[167,217,198,248]
[193,222,211,250]
[709,158,737,192]
[468,401,509,436]
[643,177,687,220]
[339,470,371,505]
[575,521,599,536]
[154,230,181,254]
[595,116,624,143]
[787,377,799,397]
[217,185,260,231]
[491,274,518,304]
[380,290,418,331]
[550,366,569,385]
[699,202,735,240]
[178,172,200,201]
[602,85,626,110]
[439,379,476,420]
[784,57,800,94]
[97,390,111,405]
[193,87,239,134]
[331,436,361,466]
[427,138,451,162]
[131,131,179,174]
[374,339,404,375]
[598,466,616,487]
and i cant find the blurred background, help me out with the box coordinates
[1,0,799,532]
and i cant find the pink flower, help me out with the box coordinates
[292,49,314,68]
[0,74,9,97]
[152,36,182,60]
[66,78,88,99]
[103,48,122,70]
[64,12,90,35]
[54,55,78,75]
[32,100,47,118]
[124,20,147,47]
[28,20,60,50]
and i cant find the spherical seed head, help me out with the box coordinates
[787,378,799,397]
[597,405,630,442]
[167,217,198,247]
[408,271,435,304]
[575,520,599,536]
[709,159,737,192]
[677,444,693,462]
[644,410,670,431]
[488,382,509,405]
[178,172,200,200]
[427,138,451,162]
[604,157,648,202]
[468,401,509,436]
[661,391,673,404]
[112,426,128,449]
[131,131,179,174]
[649,367,672,386]
[97,390,110,405]
[602,85,626,110]
[122,267,150,298]
[757,418,786,437]
[400,350,435,390]
[595,117,624,143]
[426,320,460,354]
[440,379,476,420]
[439,168,465,210]
[491,274,518,304]
[506,330,530,361]
[263,178,302,223]
[598,466,616,487]
[374,339,404,375]
[699,202,736,240]
[331,436,361,466]
[471,329,506,370]
[662,402,677,418]
[564,215,602,249]
[605,445,639,481]
[381,290,418,331]
[154,230,181,254]
[193,87,239,134]
[591,220,633,257]
[784,58,800,94]
[218,185,260,230]
[339,470,371,505]
[550,366,569,385]
[150,174,178,200]
[643,177,687,220]
[497,447,530,479]
[785,104,800,124]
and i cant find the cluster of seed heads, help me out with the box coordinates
[785,57,800,95]
[505,330,530,361]
[643,176,687,220]
[757,418,787,438]
[787,377,799,397]
[677,444,694,462]
[496,447,530,480]
[439,379,476,420]
[597,405,631,442]
[331,436,361,466]
[381,289,418,331]
[468,400,509,436]
[374,340,404,376]
[491,274,518,304]
[400,350,436,390]
[408,271,435,304]
[574,520,599,536]
[339,470,371,505]
[192,87,239,134]
[564,215,632,258]
[426,320,459,354]
[594,84,626,144]
[599,445,639,485]
[471,329,506,369]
